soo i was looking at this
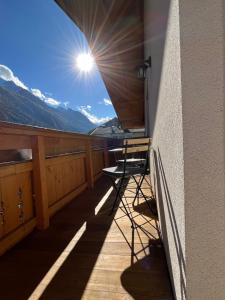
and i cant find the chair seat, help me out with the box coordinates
[103,165,146,178]
[117,158,146,165]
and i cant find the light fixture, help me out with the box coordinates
[137,56,151,79]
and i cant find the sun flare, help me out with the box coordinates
[76,53,94,72]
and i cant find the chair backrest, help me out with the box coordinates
[120,137,151,175]
[123,138,151,154]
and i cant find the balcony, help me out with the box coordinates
[0,122,172,299]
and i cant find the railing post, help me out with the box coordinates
[32,136,49,229]
[104,139,109,167]
[85,140,94,189]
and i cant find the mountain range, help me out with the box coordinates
[0,78,96,133]
[102,117,121,128]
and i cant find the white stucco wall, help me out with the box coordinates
[145,0,186,298]
[180,1,225,299]
[145,0,225,299]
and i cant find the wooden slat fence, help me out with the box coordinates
[0,121,118,255]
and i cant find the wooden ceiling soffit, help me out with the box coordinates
[55,0,145,129]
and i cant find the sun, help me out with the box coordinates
[76,53,94,72]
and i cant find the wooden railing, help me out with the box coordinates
[0,121,118,255]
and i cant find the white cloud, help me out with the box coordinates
[0,64,61,107]
[78,105,111,125]
[31,88,60,106]
[31,88,45,100]
[0,64,28,90]
[0,64,112,115]
[63,101,70,109]
[103,98,112,106]
[45,97,60,106]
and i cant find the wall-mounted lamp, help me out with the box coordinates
[137,56,151,79]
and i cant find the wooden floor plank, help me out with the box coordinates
[61,253,167,273]
[70,240,150,257]
[0,176,173,300]
[81,289,173,300]
[40,268,172,299]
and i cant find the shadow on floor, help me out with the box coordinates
[0,176,173,300]
[0,177,118,300]
[121,239,172,299]
[115,187,173,299]
[133,198,158,219]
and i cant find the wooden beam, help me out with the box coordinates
[85,141,94,189]
[0,162,32,178]
[0,218,36,256]
[0,134,31,150]
[103,140,109,168]
[45,153,85,167]
[32,136,49,229]
[0,121,110,141]
[49,182,88,217]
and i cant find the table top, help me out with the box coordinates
[108,148,124,153]
[117,158,145,163]
[117,158,146,166]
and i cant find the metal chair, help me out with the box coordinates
[102,138,152,227]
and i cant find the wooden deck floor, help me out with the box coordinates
[0,176,173,300]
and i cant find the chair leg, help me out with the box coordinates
[132,175,156,215]
[144,175,151,186]
[133,175,142,206]
[109,177,135,228]
[119,194,135,229]
[132,174,145,203]
[109,177,124,215]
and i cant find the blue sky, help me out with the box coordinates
[0,0,116,124]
